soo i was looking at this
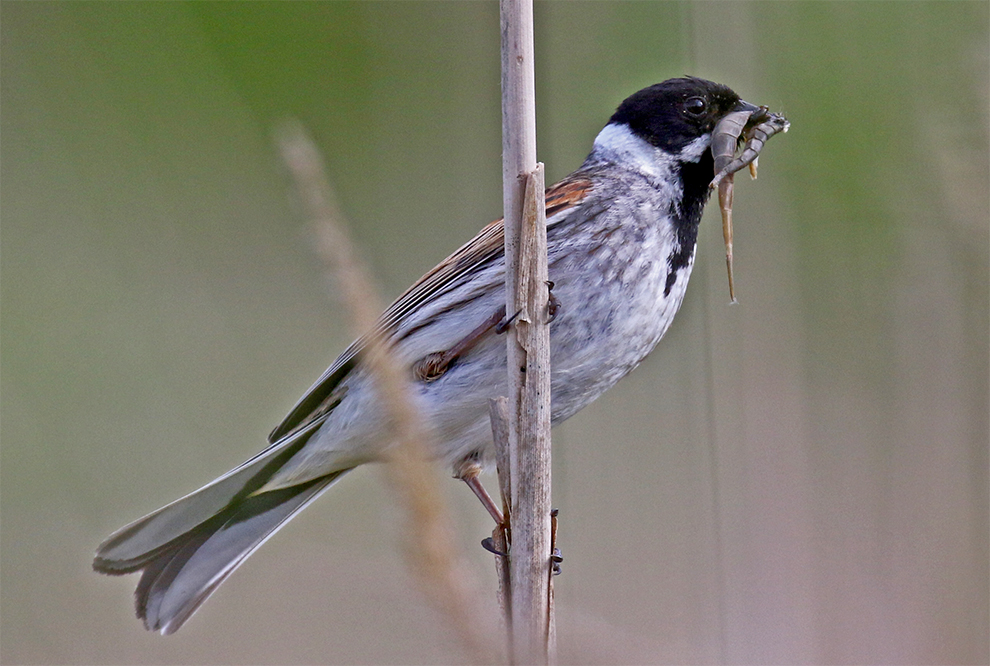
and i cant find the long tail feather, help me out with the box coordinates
[94,417,349,634]
[134,474,344,634]
[94,419,326,572]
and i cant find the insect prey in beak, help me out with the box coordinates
[710,106,789,302]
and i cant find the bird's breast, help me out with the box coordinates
[545,197,697,421]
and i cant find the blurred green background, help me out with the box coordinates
[2,2,987,664]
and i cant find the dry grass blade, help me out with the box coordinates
[488,397,512,647]
[277,122,500,664]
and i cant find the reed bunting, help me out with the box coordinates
[94,77,787,634]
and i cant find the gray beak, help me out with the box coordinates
[732,99,766,123]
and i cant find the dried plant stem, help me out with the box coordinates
[489,396,513,626]
[278,123,499,665]
[500,0,554,662]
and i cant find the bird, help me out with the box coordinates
[94,76,782,634]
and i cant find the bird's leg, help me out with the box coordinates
[454,457,504,526]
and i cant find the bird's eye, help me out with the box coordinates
[684,96,707,117]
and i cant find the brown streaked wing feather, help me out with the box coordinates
[545,175,593,218]
[268,174,594,443]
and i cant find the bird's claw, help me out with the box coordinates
[481,537,507,557]
[546,281,560,323]
[495,307,523,334]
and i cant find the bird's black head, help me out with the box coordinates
[610,77,747,155]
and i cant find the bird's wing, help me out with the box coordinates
[268,174,594,444]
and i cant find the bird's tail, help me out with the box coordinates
[94,421,349,635]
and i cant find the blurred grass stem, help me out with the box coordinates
[278,123,500,664]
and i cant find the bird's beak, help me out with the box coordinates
[732,99,761,114]
[732,99,768,125]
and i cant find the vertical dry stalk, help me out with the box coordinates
[278,123,499,665]
[508,165,553,663]
[500,0,554,662]
[489,396,513,624]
